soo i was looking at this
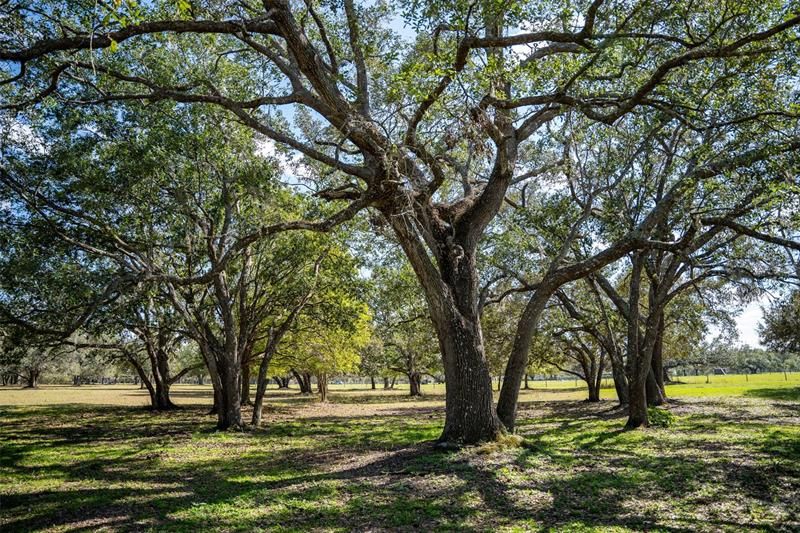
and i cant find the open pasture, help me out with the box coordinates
[1,378,798,532]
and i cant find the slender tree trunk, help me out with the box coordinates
[210,385,221,415]
[649,313,667,404]
[383,376,390,389]
[625,254,652,428]
[498,288,552,430]
[608,349,629,405]
[251,352,274,427]
[646,369,666,406]
[128,357,158,409]
[240,361,252,406]
[370,376,376,390]
[589,354,603,402]
[317,373,328,402]
[523,374,530,389]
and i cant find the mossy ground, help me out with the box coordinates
[1,374,798,532]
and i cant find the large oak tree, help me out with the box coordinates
[2,0,799,443]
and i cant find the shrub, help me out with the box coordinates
[648,407,675,428]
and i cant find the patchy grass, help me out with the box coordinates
[1,381,799,531]
[3,371,797,408]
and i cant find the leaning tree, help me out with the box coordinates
[2,0,800,442]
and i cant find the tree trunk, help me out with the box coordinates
[240,361,252,406]
[150,349,178,410]
[317,373,328,402]
[646,369,666,406]
[128,356,159,409]
[588,379,601,402]
[210,385,221,415]
[627,371,649,428]
[23,370,39,388]
[523,374,530,389]
[154,379,176,410]
[497,287,553,431]
[370,376,376,390]
[390,376,396,389]
[625,254,651,428]
[383,376,390,389]
[216,359,242,429]
[408,372,422,396]
[608,350,629,405]
[648,314,667,404]
[291,369,312,394]
[251,352,274,427]
[432,311,504,445]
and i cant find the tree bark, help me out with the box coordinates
[433,311,504,445]
[154,379,176,410]
[240,361,252,406]
[408,372,422,396]
[588,379,601,402]
[216,358,242,429]
[497,288,552,430]
[23,369,39,388]
[370,376,376,390]
[608,349,629,405]
[317,373,328,402]
[646,369,666,406]
[627,370,649,428]
[625,254,651,428]
[647,313,667,405]
[251,352,274,427]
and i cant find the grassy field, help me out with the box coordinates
[1,375,798,531]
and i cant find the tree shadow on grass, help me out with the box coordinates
[743,386,800,402]
[1,400,799,531]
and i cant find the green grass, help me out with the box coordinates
[0,380,799,531]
